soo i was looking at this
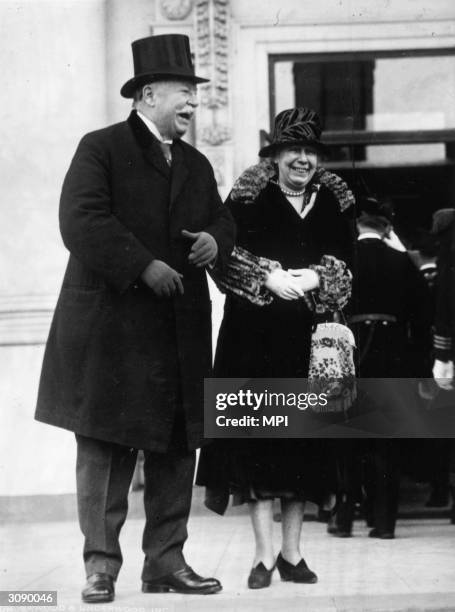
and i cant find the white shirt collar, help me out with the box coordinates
[420,262,436,271]
[136,111,173,144]
[358,232,383,241]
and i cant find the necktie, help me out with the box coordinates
[159,142,172,166]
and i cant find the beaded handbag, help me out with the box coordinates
[308,321,356,414]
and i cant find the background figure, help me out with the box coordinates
[35,34,235,602]
[432,208,455,524]
[197,107,354,589]
[331,196,431,539]
[408,228,451,509]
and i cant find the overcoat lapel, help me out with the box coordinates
[127,111,170,179]
[127,110,190,206]
[143,142,171,179]
[170,141,189,209]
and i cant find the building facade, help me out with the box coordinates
[1,0,455,499]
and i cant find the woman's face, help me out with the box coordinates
[274,145,319,191]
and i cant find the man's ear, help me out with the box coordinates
[143,84,155,106]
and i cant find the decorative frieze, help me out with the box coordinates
[199,123,231,146]
[195,0,229,108]
[193,0,232,190]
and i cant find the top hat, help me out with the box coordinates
[258,107,326,158]
[357,196,395,224]
[120,34,209,98]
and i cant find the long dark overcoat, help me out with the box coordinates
[351,238,431,379]
[215,182,353,379]
[197,181,354,512]
[349,238,432,436]
[35,111,235,452]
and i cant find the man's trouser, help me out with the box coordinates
[76,432,195,580]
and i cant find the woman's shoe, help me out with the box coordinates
[247,562,275,589]
[276,553,318,583]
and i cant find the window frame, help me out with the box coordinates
[268,47,455,160]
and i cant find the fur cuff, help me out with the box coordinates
[212,246,281,306]
[310,255,352,312]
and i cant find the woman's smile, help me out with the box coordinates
[275,146,319,191]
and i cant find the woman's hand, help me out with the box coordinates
[264,269,304,300]
[287,268,320,292]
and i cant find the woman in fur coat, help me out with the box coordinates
[197,107,355,589]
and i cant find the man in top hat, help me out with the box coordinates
[35,34,235,601]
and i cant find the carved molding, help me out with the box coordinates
[199,123,231,145]
[0,294,55,346]
[195,0,229,109]
[160,0,194,20]
[192,0,232,191]
[207,152,226,186]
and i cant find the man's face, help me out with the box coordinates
[146,80,198,140]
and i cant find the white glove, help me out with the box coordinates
[287,268,320,291]
[383,230,406,252]
[265,269,304,300]
[432,359,454,390]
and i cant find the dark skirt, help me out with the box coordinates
[197,437,335,514]
[196,296,339,514]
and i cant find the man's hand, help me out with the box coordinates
[182,230,218,267]
[432,359,454,390]
[383,230,406,252]
[287,268,320,292]
[265,269,304,300]
[141,260,184,297]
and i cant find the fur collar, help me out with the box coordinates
[230,159,355,212]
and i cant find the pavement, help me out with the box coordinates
[1,488,455,612]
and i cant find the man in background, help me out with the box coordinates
[329,197,431,538]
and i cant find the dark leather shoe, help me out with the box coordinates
[368,528,395,539]
[81,573,115,603]
[327,524,352,537]
[247,562,275,589]
[327,513,352,537]
[142,566,222,595]
[276,553,317,583]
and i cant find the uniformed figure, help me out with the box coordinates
[432,208,455,523]
[408,228,450,508]
[329,197,431,538]
[433,208,455,386]
[354,197,431,538]
[35,34,235,602]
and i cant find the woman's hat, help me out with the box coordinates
[258,107,326,158]
[120,34,209,98]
